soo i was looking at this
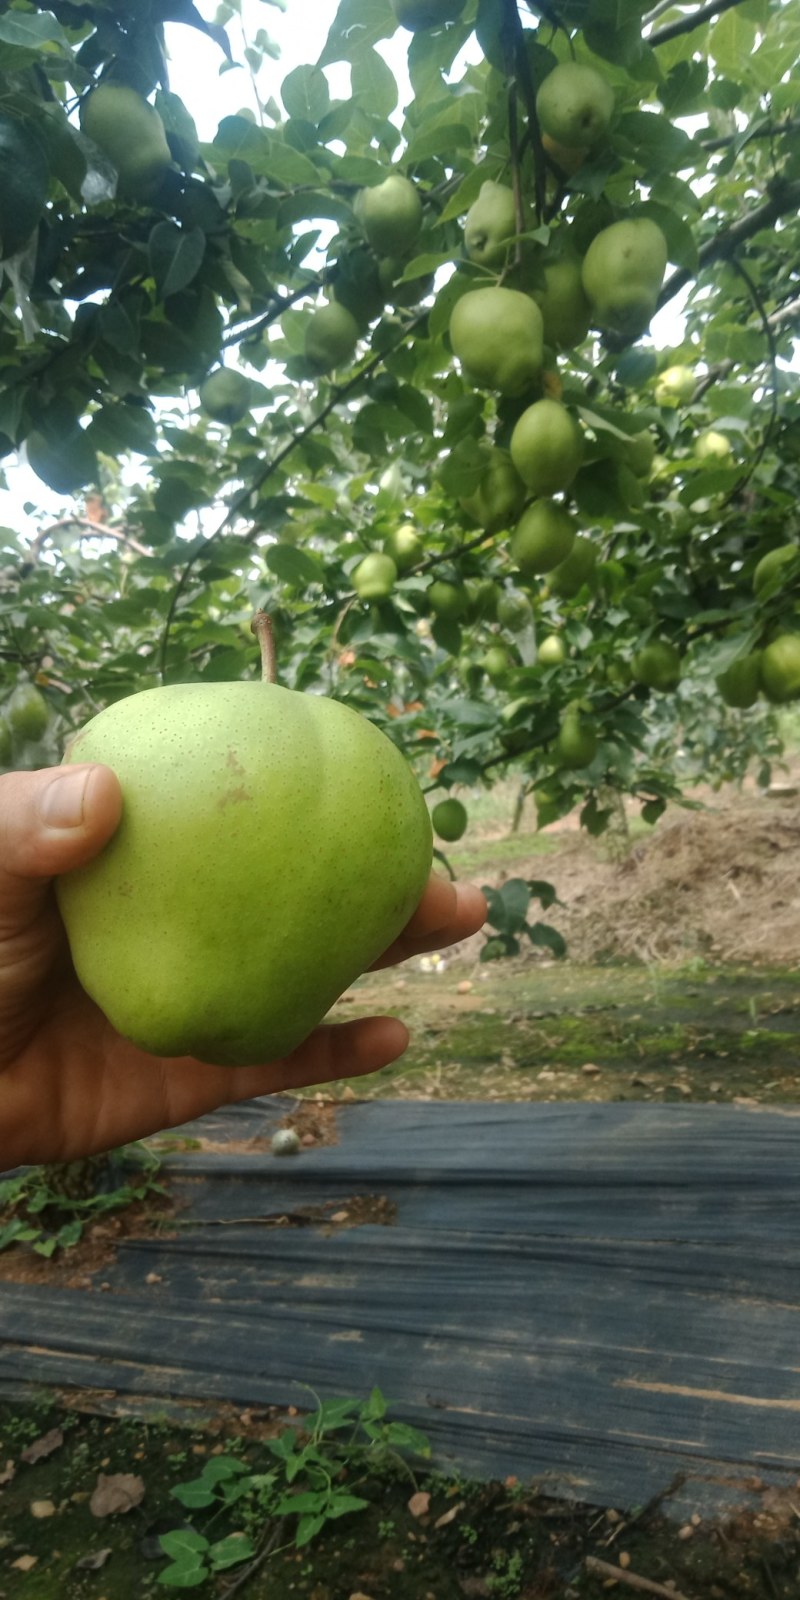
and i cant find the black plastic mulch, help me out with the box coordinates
[3,1097,800,1520]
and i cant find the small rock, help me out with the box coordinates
[271,1129,301,1157]
[678,1523,694,1540]
[30,1501,56,1519]
[301,1132,316,1147]
[457,980,473,994]
[144,1272,162,1285]
[582,1063,601,1076]
[330,1211,349,1223]
[408,1490,430,1518]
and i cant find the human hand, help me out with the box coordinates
[0,764,486,1170]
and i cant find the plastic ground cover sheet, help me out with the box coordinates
[3,1097,800,1520]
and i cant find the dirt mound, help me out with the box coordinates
[507,794,800,967]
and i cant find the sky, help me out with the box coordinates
[1,0,689,535]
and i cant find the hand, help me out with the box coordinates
[0,765,486,1170]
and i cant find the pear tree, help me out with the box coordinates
[0,0,799,949]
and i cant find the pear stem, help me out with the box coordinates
[251,611,277,684]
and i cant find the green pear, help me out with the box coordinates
[536,63,614,150]
[199,369,252,425]
[483,644,513,681]
[6,680,49,742]
[353,552,397,600]
[548,535,597,598]
[355,175,423,258]
[626,430,657,478]
[531,257,592,351]
[753,544,799,596]
[496,590,533,632]
[81,85,172,200]
[428,579,469,620]
[56,623,433,1066]
[555,712,597,770]
[655,364,695,405]
[391,0,466,28]
[537,634,566,666]
[458,447,526,534]
[464,181,517,269]
[631,640,682,692]
[581,217,668,340]
[695,429,732,461]
[0,717,11,766]
[760,635,800,703]
[432,796,468,841]
[716,652,762,709]
[305,302,360,373]
[465,577,501,622]
[511,500,577,575]
[510,399,583,496]
[385,523,421,571]
[449,287,544,396]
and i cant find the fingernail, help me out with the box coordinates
[40,768,91,829]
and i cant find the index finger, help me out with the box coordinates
[371,874,487,969]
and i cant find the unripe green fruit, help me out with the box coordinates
[355,174,422,258]
[26,428,97,495]
[760,634,800,703]
[81,84,172,199]
[511,500,577,576]
[0,717,11,765]
[510,399,583,496]
[536,63,614,151]
[531,258,592,352]
[581,217,668,341]
[716,653,762,709]
[432,796,468,841]
[449,287,543,397]
[391,0,466,29]
[548,536,596,599]
[353,553,397,600]
[537,634,566,666]
[655,365,694,406]
[626,431,657,478]
[384,523,421,571]
[464,181,517,269]
[458,448,526,534]
[695,429,732,462]
[753,544,799,596]
[199,369,252,425]
[305,302,360,373]
[465,578,500,622]
[6,681,49,742]
[631,640,682,692]
[556,713,597,770]
[428,579,469,620]
[483,644,512,681]
[496,591,533,632]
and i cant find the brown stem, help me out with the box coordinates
[649,0,745,45]
[657,180,800,311]
[251,611,277,684]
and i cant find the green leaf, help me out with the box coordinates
[709,7,758,75]
[266,545,326,586]
[148,224,206,299]
[614,111,694,174]
[282,64,332,123]
[209,1533,256,1570]
[156,1562,208,1589]
[156,91,201,171]
[528,921,567,958]
[160,1529,210,1559]
[319,0,396,66]
[351,48,398,118]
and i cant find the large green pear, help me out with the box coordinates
[7,680,49,742]
[511,500,577,575]
[81,85,172,200]
[555,711,597,770]
[510,399,583,496]
[537,634,566,666]
[355,174,423,258]
[716,653,762,709]
[631,639,681,692]
[548,535,597,598]
[385,523,421,571]
[753,544,799,596]
[695,428,732,462]
[56,673,432,1066]
[432,797,468,841]
[655,364,694,406]
[581,217,668,340]
[353,552,397,600]
[449,287,544,396]
[305,302,360,373]
[464,181,517,269]
[536,63,614,150]
[392,0,466,27]
[458,447,526,534]
[760,635,800,703]
[531,257,591,351]
[199,369,252,425]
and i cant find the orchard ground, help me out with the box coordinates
[2,748,800,1598]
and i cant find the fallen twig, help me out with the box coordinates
[584,1554,693,1600]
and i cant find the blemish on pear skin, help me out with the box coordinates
[218,785,251,809]
[226,748,245,776]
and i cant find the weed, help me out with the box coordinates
[0,1143,163,1257]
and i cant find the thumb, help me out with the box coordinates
[0,765,123,935]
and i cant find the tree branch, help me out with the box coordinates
[26,517,151,563]
[657,180,800,311]
[649,0,745,47]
